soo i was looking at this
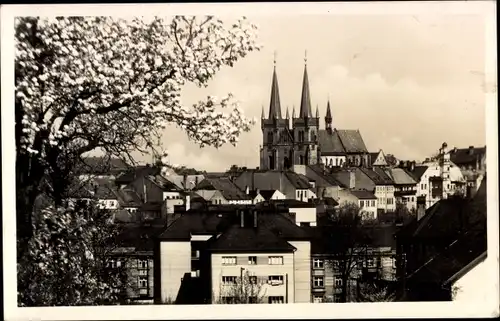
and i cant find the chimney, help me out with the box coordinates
[469,146,474,155]
[195,176,199,187]
[183,174,188,190]
[417,203,425,221]
[240,210,245,228]
[245,185,250,195]
[143,176,148,203]
[256,188,260,195]
[349,170,355,189]
[185,194,191,211]
[253,210,258,228]
[410,161,415,172]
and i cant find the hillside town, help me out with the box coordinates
[12,15,489,310]
[65,60,487,305]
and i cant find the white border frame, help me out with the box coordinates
[1,1,498,319]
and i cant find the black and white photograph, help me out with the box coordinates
[1,1,498,320]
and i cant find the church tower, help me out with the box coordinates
[260,55,294,170]
[292,52,320,166]
[325,99,333,134]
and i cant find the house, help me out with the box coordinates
[369,150,389,167]
[449,145,486,197]
[232,170,316,202]
[195,177,252,205]
[292,164,343,200]
[267,199,318,227]
[384,167,418,211]
[395,177,486,301]
[114,165,161,189]
[76,156,129,181]
[350,190,378,220]
[109,223,166,304]
[332,167,396,213]
[416,143,467,209]
[248,189,287,204]
[153,205,312,304]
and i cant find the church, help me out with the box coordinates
[259,57,370,171]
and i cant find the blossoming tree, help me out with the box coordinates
[15,16,260,242]
[15,16,260,305]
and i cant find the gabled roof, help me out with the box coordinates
[147,175,182,192]
[115,165,161,185]
[116,189,142,207]
[307,164,343,186]
[233,170,311,192]
[406,165,429,181]
[385,168,417,185]
[283,171,311,189]
[350,189,377,200]
[258,190,277,201]
[196,177,250,200]
[318,129,346,155]
[369,150,388,166]
[449,146,486,166]
[359,167,394,185]
[336,129,369,153]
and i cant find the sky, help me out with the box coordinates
[139,14,487,171]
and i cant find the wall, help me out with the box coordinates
[419,161,466,209]
[228,199,253,205]
[290,207,317,226]
[294,188,316,202]
[374,185,396,212]
[359,199,378,219]
[130,176,163,203]
[452,256,492,302]
[98,199,119,210]
[321,156,346,168]
[159,241,191,303]
[289,241,312,303]
[337,189,358,207]
[124,256,155,300]
[211,252,295,303]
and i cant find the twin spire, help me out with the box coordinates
[265,51,320,121]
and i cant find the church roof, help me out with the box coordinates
[318,129,369,155]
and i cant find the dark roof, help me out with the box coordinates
[77,156,129,175]
[360,167,394,185]
[307,164,343,186]
[196,177,250,200]
[406,165,428,181]
[115,165,161,185]
[350,190,377,199]
[384,168,417,185]
[268,65,282,119]
[147,175,182,192]
[318,129,346,156]
[323,197,339,207]
[140,202,163,212]
[368,152,379,166]
[115,224,166,252]
[449,146,486,166]
[336,129,369,153]
[116,189,142,207]
[233,170,310,191]
[283,171,311,189]
[209,225,296,253]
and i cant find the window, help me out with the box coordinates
[268,296,284,304]
[138,276,148,288]
[335,278,343,287]
[138,259,148,269]
[359,200,364,207]
[313,258,324,269]
[300,222,311,227]
[139,269,148,276]
[367,258,375,267]
[268,275,284,285]
[371,200,375,207]
[387,198,393,205]
[313,276,324,288]
[108,259,121,268]
[392,256,397,269]
[222,276,237,284]
[268,256,283,265]
[313,295,324,303]
[248,256,257,265]
[191,249,200,258]
[222,256,237,265]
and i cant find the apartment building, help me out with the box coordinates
[154,204,312,304]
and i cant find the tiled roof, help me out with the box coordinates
[307,164,343,186]
[360,167,394,185]
[209,225,296,253]
[116,189,142,207]
[350,189,377,199]
[115,166,161,185]
[115,224,166,252]
[77,156,129,175]
[318,129,346,155]
[233,170,310,191]
[449,146,486,166]
[197,177,250,200]
[94,184,119,200]
[368,152,379,166]
[406,165,428,181]
[147,175,182,192]
[385,168,417,185]
[336,129,369,153]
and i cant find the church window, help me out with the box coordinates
[267,132,273,144]
[300,155,304,165]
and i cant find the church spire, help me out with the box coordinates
[292,105,296,118]
[325,99,333,132]
[315,104,319,118]
[299,50,313,118]
[268,52,282,119]
[261,105,265,119]
[285,106,290,119]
